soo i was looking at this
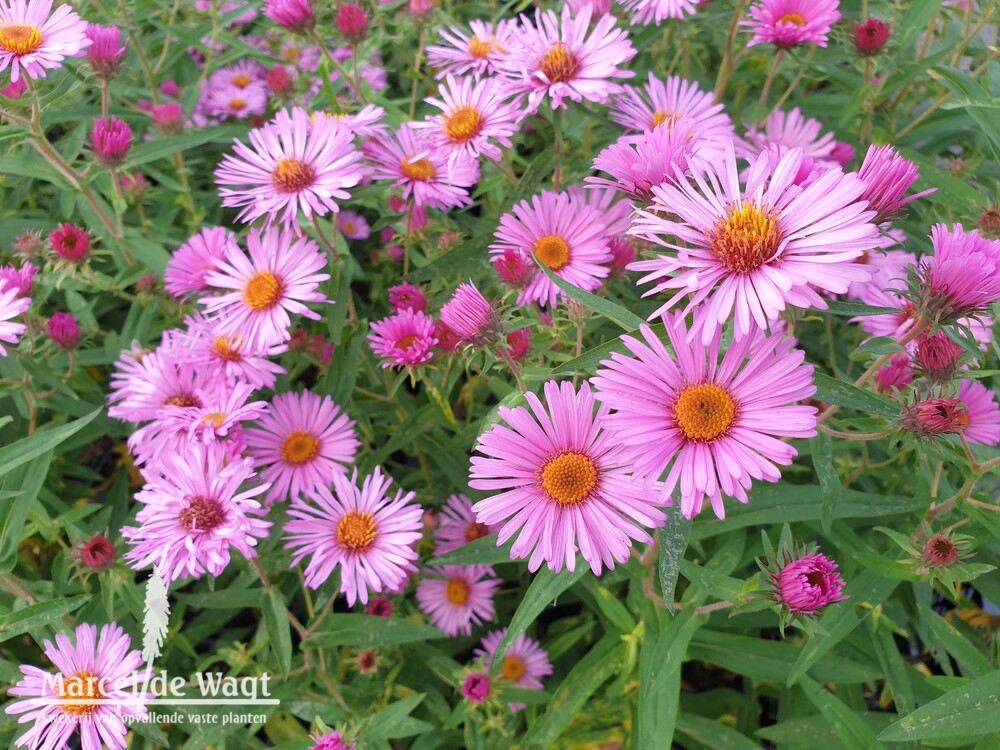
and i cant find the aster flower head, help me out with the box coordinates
[461,672,492,703]
[611,73,734,140]
[956,379,1000,446]
[368,308,438,368]
[592,312,818,519]
[433,493,499,556]
[90,116,132,168]
[0,262,36,298]
[84,23,126,78]
[415,565,501,636]
[469,380,667,574]
[78,533,116,570]
[768,547,848,617]
[244,389,360,505]
[165,226,237,299]
[492,246,537,291]
[618,0,698,25]
[856,145,935,225]
[874,352,914,394]
[493,5,636,112]
[476,629,553,709]
[0,280,29,356]
[742,107,837,167]
[0,0,91,83]
[490,190,612,308]
[174,313,287,389]
[743,0,842,49]
[215,106,370,230]
[200,226,331,352]
[205,81,267,121]
[335,3,368,43]
[150,101,183,134]
[155,379,268,453]
[122,445,272,584]
[46,311,79,349]
[913,329,966,383]
[309,731,356,750]
[366,596,393,617]
[917,223,1000,324]
[388,282,427,313]
[854,17,890,56]
[338,210,370,240]
[283,467,424,605]
[439,281,502,348]
[264,0,315,34]
[426,19,515,79]
[5,622,148,750]
[49,222,90,262]
[628,142,879,343]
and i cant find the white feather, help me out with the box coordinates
[142,568,170,664]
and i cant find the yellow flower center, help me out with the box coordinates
[445,578,470,605]
[468,35,493,59]
[673,383,737,442]
[501,655,526,681]
[465,521,491,543]
[401,157,436,182]
[652,110,677,128]
[229,98,246,111]
[232,73,252,88]
[778,13,807,26]
[533,235,570,271]
[0,23,42,55]
[337,511,377,553]
[243,271,284,311]
[272,157,316,193]
[213,337,244,362]
[710,203,783,274]
[539,42,579,84]
[342,223,356,234]
[280,430,320,465]
[179,496,226,532]
[396,334,418,350]
[540,451,598,505]
[444,105,484,143]
[57,670,103,716]
[201,412,227,429]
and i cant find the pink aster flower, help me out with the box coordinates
[363,123,479,211]
[619,0,698,26]
[215,106,369,230]
[628,143,879,343]
[769,549,848,615]
[957,379,1000,446]
[461,673,492,703]
[200,226,331,352]
[164,226,237,299]
[122,445,272,585]
[610,73,733,138]
[415,565,501,636]
[208,59,265,90]
[744,0,841,49]
[309,731,356,750]
[283,467,423,605]
[493,6,636,112]
[917,223,1000,323]
[0,280,29,356]
[90,116,132,168]
[476,629,552,710]
[5,623,147,750]
[469,379,667,574]
[264,0,315,34]
[156,379,267,450]
[492,246,537,291]
[433,494,499,556]
[439,281,502,347]
[741,107,837,166]
[49,222,89,262]
[46,310,79,349]
[416,75,521,164]
[84,22,126,79]
[490,190,612,308]
[591,312,818,519]
[338,210,370,240]
[388,282,427,313]
[244,389,360,505]
[844,244,913,301]
[856,145,935,225]
[0,262,35,298]
[205,81,267,121]
[874,352,914,394]
[172,313,287,389]
[368,308,438,368]
[0,0,90,83]
[427,19,516,79]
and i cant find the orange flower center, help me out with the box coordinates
[533,235,570,271]
[673,383,737,442]
[232,73,252,88]
[445,578,470,605]
[710,203,783,274]
[540,451,598,505]
[778,13,807,26]
[401,157,436,182]
[57,670,103,716]
[163,393,201,408]
[229,98,246,111]
[501,655,526,681]
[652,110,677,128]
[280,430,320,465]
[337,511,377,553]
[539,42,579,83]
[444,105,484,143]
[201,412,227,429]
[342,223,356,234]
[465,521,491,543]
[468,35,493,59]
[0,24,42,55]
[272,157,316,193]
[396,334,418,350]
[244,271,284,311]
[179,496,226,532]
[213,337,244,362]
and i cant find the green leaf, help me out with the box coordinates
[870,618,915,715]
[579,577,636,633]
[0,452,53,573]
[812,432,841,534]
[800,674,883,750]
[820,300,905,317]
[534,261,646,330]
[128,127,237,166]
[260,588,293,675]
[657,513,692,614]
[361,694,434,741]
[0,408,100,479]
[305,614,447,648]
[676,714,763,750]
[918,607,992,678]
[879,668,1000,741]
[812,373,900,418]
[510,151,560,204]
[429,534,514,566]
[0,595,88,642]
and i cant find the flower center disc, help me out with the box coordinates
[651,110,677,128]
[180,496,226,532]
[710,203,783,274]
[444,105,484,143]
[540,451,598,505]
[396,334,418,350]
[539,42,579,83]
[232,73,252,88]
[0,24,42,55]
[229,98,246,111]
[58,670,103,716]
[778,13,807,26]
[337,511,377,553]
[213,337,244,362]
[673,383,737,442]
[244,271,285,311]
[401,157,436,181]
[465,521,491,543]
[533,234,570,271]
[272,157,316,193]
[501,655,526,681]
[445,578,470,605]
[201,412,227,429]
[163,393,201,408]
[281,430,320,465]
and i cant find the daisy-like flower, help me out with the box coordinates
[629,143,879,343]
[309,731,356,750]
[742,107,837,166]
[476,629,552,710]
[610,73,733,139]
[844,243,912,301]
[5,623,148,750]
[493,6,636,112]
[744,0,842,49]
[490,190,612,308]
[388,282,427,313]
[106,347,224,424]
[591,312,818,519]
[49,222,90,262]
[461,673,492,703]
[338,210,370,240]
[200,226,330,352]
[164,226,237,299]
[433,494,499,556]
[208,59,265,91]
[917,223,1000,323]
[957,380,1000,446]
[205,81,268,121]
[368,308,438,368]
[415,565,501,636]
[856,145,935,225]
[439,281,502,348]
[362,123,479,211]
[469,379,667,574]
[0,280,29,356]
[769,549,848,615]
[283,467,423,605]
[157,379,267,449]
[0,262,36,298]
[215,106,369,230]
[426,19,515,79]
[0,0,90,83]
[316,104,387,138]
[618,0,698,27]
[244,389,360,505]
[416,75,520,164]
[172,314,287,390]
[874,352,914,394]
[122,445,272,585]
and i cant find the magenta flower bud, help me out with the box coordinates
[309,731,355,750]
[914,330,965,383]
[922,533,960,568]
[388,282,427,313]
[918,223,1000,324]
[0,263,37,298]
[264,0,316,35]
[439,281,501,348]
[492,247,535,290]
[979,205,1000,239]
[608,236,636,275]
[336,3,368,43]
[770,551,848,617]
[85,23,127,79]
[79,533,116,570]
[159,79,180,98]
[266,65,294,96]
[0,77,27,99]
[900,395,967,439]
[49,223,90,263]
[384,244,404,262]
[151,102,184,134]
[120,172,149,202]
[874,352,913,394]
[91,117,132,168]
[407,0,434,20]
[12,230,43,258]
[500,328,532,361]
[365,596,393,618]
[46,311,80,350]
[387,195,407,213]
[857,145,935,225]
[434,319,461,352]
[461,673,491,703]
[853,18,891,57]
